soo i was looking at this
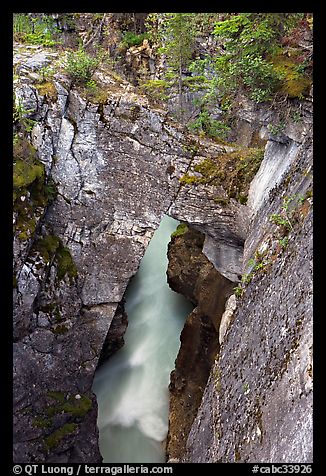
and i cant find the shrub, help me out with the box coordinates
[212,14,306,103]
[188,110,230,140]
[13,95,36,133]
[121,31,148,48]
[140,79,170,102]
[63,49,99,85]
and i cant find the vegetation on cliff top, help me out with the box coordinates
[180,145,265,205]
[13,13,60,47]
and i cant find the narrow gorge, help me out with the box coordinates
[13,13,313,465]
[93,215,193,463]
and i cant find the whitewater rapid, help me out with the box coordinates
[92,215,193,463]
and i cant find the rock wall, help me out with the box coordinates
[182,103,313,462]
[166,227,234,461]
[13,42,313,464]
[13,45,246,463]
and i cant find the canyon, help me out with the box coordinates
[13,13,313,465]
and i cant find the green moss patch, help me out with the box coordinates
[13,136,57,242]
[44,423,78,450]
[35,81,58,101]
[13,160,44,189]
[180,145,264,203]
[171,223,189,239]
[271,53,312,98]
[56,246,78,282]
[78,81,109,104]
[46,391,92,418]
[34,235,61,263]
[31,234,77,283]
[32,416,53,429]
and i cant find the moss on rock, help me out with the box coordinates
[13,135,57,242]
[180,145,264,203]
[35,81,58,101]
[13,160,44,189]
[171,223,189,239]
[46,391,93,418]
[34,235,61,263]
[31,234,78,283]
[32,416,53,429]
[271,52,312,98]
[44,423,78,450]
[56,246,78,282]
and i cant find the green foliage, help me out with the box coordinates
[212,13,306,102]
[234,285,244,298]
[13,95,36,133]
[80,80,109,104]
[270,213,292,229]
[121,31,148,48]
[291,110,302,123]
[171,223,188,239]
[269,194,309,235]
[156,13,198,119]
[13,14,34,36]
[243,382,250,394]
[63,48,99,85]
[269,195,301,232]
[188,110,230,140]
[160,13,196,73]
[278,237,289,249]
[233,273,253,299]
[13,14,58,47]
[267,121,286,136]
[140,79,170,102]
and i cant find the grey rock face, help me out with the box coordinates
[183,127,313,462]
[169,140,249,282]
[13,45,247,463]
[13,42,312,465]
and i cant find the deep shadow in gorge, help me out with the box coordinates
[92,215,194,463]
[166,225,235,461]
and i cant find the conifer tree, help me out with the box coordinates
[160,13,196,121]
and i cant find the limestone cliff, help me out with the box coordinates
[13,44,246,462]
[181,101,313,462]
[13,17,313,463]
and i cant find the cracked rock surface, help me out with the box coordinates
[183,119,313,463]
[13,45,247,463]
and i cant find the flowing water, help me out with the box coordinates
[92,215,193,463]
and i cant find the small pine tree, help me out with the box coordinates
[159,13,197,121]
